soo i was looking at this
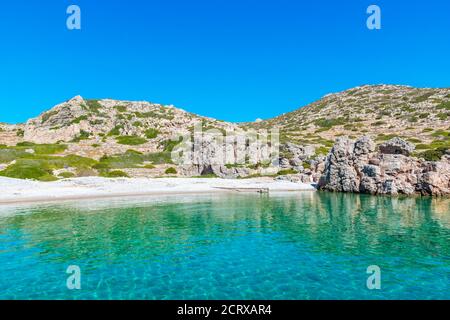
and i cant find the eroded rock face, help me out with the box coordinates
[318,136,450,196]
[379,137,415,156]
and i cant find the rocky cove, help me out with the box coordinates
[0,85,449,197]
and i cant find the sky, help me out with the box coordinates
[0,0,449,123]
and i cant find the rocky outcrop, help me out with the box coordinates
[379,137,415,156]
[177,131,280,178]
[318,136,450,196]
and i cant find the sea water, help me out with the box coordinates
[0,192,448,299]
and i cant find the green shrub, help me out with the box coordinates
[133,121,143,127]
[70,115,88,124]
[165,167,177,174]
[407,138,422,144]
[71,130,91,142]
[116,136,147,145]
[58,172,75,179]
[101,170,129,178]
[115,105,127,112]
[413,92,434,103]
[144,128,160,139]
[108,125,123,136]
[161,137,183,152]
[415,144,429,150]
[436,101,450,110]
[314,146,330,157]
[302,162,311,169]
[418,149,446,161]
[277,169,298,176]
[376,134,398,141]
[437,112,449,120]
[314,117,346,128]
[85,100,102,113]
[0,160,57,181]
[90,119,104,126]
[16,142,67,155]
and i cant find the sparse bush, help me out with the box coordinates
[436,101,450,110]
[70,115,88,124]
[58,172,75,179]
[71,130,90,142]
[108,125,123,136]
[165,167,177,175]
[115,105,127,112]
[277,169,298,176]
[418,149,446,161]
[101,170,129,178]
[116,135,147,145]
[144,128,160,139]
[85,100,102,113]
[0,161,57,181]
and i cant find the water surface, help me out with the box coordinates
[0,192,449,299]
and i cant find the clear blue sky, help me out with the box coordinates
[0,0,449,123]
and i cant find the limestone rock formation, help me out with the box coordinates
[379,137,415,156]
[318,136,450,196]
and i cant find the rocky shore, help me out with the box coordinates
[279,136,450,196]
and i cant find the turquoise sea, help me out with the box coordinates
[0,192,449,300]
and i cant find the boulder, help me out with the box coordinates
[379,137,415,156]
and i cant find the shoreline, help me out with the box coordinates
[0,177,316,205]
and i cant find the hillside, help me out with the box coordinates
[245,84,450,155]
[1,85,449,181]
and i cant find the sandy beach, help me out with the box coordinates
[0,177,316,204]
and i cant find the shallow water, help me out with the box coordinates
[0,192,449,300]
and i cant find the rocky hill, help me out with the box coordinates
[245,84,450,156]
[0,85,449,187]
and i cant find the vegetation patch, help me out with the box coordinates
[58,172,75,179]
[277,169,298,176]
[144,128,160,139]
[116,135,147,145]
[108,125,123,136]
[412,92,434,103]
[417,148,447,161]
[436,101,450,110]
[71,130,91,142]
[164,167,177,175]
[314,117,347,129]
[70,115,88,125]
[100,170,129,178]
[161,137,183,152]
[85,100,102,114]
[0,154,97,181]
[115,105,127,112]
